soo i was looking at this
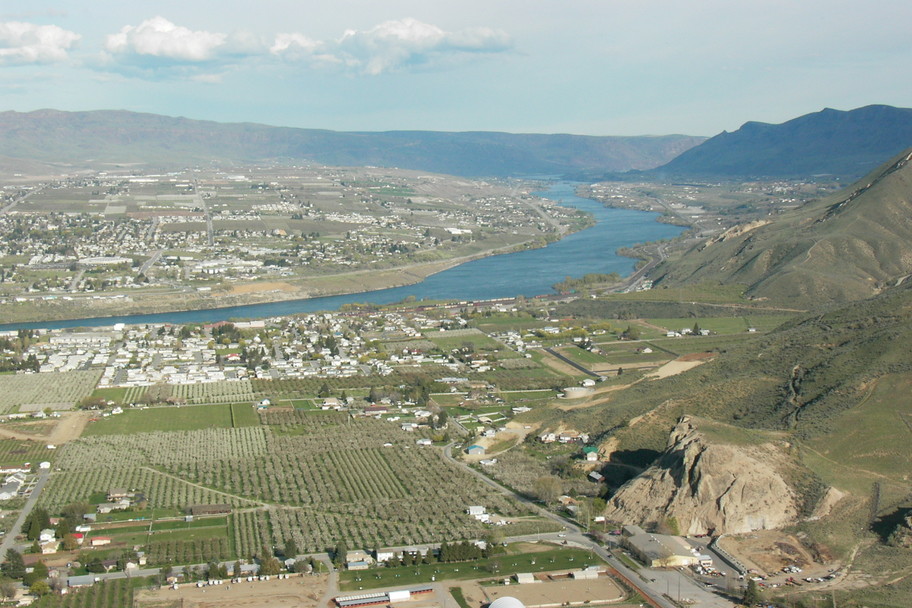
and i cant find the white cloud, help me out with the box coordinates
[0,21,80,65]
[273,18,511,75]
[105,17,262,65]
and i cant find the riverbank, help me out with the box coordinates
[0,183,685,330]
[0,241,542,325]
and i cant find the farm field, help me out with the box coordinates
[37,407,550,563]
[338,545,602,591]
[0,369,101,414]
[0,438,56,466]
[134,573,329,608]
[83,403,259,435]
[31,577,147,608]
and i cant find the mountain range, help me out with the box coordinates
[652,104,912,179]
[0,109,702,178]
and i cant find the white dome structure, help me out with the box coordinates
[489,597,525,608]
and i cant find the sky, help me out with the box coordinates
[1,1,910,137]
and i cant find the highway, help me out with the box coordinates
[442,444,736,607]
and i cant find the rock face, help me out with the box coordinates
[603,417,801,535]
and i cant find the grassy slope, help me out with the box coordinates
[652,149,912,308]
[533,282,912,577]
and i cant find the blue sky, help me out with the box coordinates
[1,1,910,136]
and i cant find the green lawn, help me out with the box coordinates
[338,546,602,591]
[428,333,503,352]
[90,387,129,405]
[83,402,258,435]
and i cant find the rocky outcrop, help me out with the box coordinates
[603,417,801,535]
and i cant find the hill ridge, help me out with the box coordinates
[652,104,912,179]
[0,109,704,178]
[652,148,912,306]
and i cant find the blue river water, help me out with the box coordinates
[1,182,684,330]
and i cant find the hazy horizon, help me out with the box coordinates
[1,1,910,137]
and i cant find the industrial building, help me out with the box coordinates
[621,525,712,568]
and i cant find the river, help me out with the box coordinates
[1,183,684,330]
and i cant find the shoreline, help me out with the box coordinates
[0,226,591,328]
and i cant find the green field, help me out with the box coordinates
[805,373,912,494]
[338,546,602,591]
[427,332,504,352]
[83,402,259,435]
[0,438,56,467]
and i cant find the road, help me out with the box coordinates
[442,443,736,608]
[0,184,46,216]
[139,249,164,276]
[543,347,601,379]
[0,467,51,557]
[619,242,668,293]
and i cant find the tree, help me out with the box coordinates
[318,382,331,398]
[620,325,640,340]
[742,578,762,606]
[434,409,448,429]
[23,560,48,586]
[29,580,51,597]
[2,549,24,580]
[233,560,243,577]
[332,541,348,566]
[284,538,299,559]
[0,579,17,599]
[24,508,50,541]
[532,476,563,504]
[61,533,79,551]
[260,556,282,576]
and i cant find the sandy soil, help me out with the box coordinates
[469,574,627,607]
[535,352,583,377]
[136,574,329,608]
[719,531,824,577]
[645,357,710,380]
[0,410,92,444]
[228,281,297,295]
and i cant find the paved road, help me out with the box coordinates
[139,249,164,276]
[0,468,51,557]
[442,444,736,608]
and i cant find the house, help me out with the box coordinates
[0,475,24,500]
[40,540,58,554]
[345,550,374,564]
[67,575,98,588]
[588,471,605,483]
[416,438,433,447]
[466,506,490,523]
[107,488,132,501]
[465,444,485,456]
[374,549,395,563]
[583,446,599,462]
[90,537,112,547]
